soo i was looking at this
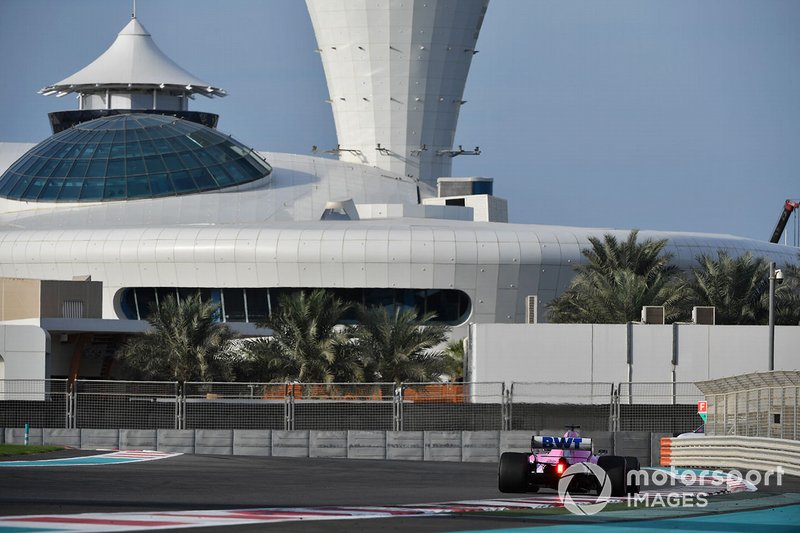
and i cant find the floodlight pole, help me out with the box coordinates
[768,261,776,371]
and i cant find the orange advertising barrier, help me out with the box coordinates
[258,383,467,402]
[660,437,673,466]
[403,384,466,403]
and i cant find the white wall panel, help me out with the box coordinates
[708,326,770,378]
[234,263,257,287]
[364,239,388,263]
[254,262,279,286]
[155,261,178,286]
[276,263,301,286]
[342,263,367,286]
[631,325,674,383]
[364,263,389,286]
[387,262,411,287]
[298,263,323,286]
[675,326,711,382]
[214,263,238,286]
[214,240,237,263]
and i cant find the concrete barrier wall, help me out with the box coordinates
[272,430,309,457]
[120,429,156,450]
[500,431,531,453]
[614,430,651,467]
[81,429,119,450]
[424,431,462,462]
[157,430,195,453]
[43,428,80,447]
[387,431,424,460]
[0,428,670,465]
[310,431,347,458]
[195,430,233,455]
[347,430,386,459]
[233,430,271,456]
[462,431,500,463]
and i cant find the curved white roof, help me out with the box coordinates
[40,17,226,98]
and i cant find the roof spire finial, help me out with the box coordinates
[132,0,136,19]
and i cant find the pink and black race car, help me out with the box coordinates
[498,427,640,496]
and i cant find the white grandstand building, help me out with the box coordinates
[0,1,795,382]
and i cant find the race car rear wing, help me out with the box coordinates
[532,435,593,451]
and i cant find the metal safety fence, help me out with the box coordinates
[706,386,800,440]
[509,382,613,432]
[0,379,708,435]
[0,380,70,429]
[612,382,704,434]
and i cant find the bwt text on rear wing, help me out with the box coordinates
[531,436,593,450]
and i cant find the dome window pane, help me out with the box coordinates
[106,159,125,177]
[86,159,106,177]
[125,157,146,176]
[71,160,89,178]
[79,179,105,200]
[0,175,17,196]
[25,178,47,199]
[148,174,174,195]
[52,159,73,177]
[39,178,64,200]
[80,144,98,159]
[191,168,217,190]
[104,177,126,199]
[9,176,31,197]
[140,140,158,157]
[125,141,143,158]
[170,171,196,192]
[94,143,111,158]
[126,176,150,197]
[143,156,166,173]
[39,159,60,177]
[58,179,83,201]
[0,113,270,203]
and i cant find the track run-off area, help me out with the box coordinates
[1,451,798,532]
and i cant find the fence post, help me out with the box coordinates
[393,385,403,431]
[66,380,76,429]
[502,384,511,431]
[781,387,786,440]
[175,382,184,430]
[608,384,620,432]
[284,383,295,431]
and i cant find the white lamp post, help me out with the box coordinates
[768,262,784,371]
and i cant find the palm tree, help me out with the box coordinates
[685,251,769,325]
[773,261,800,325]
[354,306,450,383]
[548,230,688,323]
[115,293,238,382]
[581,230,680,280]
[248,289,360,383]
[442,338,466,381]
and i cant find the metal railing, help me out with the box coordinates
[612,382,704,434]
[706,386,800,440]
[0,379,716,435]
[510,382,613,432]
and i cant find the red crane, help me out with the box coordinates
[769,199,800,243]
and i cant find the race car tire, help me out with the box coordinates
[597,455,626,497]
[498,452,529,493]
[624,456,640,494]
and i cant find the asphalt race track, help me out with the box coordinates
[1,451,799,532]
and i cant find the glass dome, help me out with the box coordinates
[0,113,271,202]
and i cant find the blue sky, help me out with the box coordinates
[1,0,798,242]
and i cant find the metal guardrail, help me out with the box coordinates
[660,435,800,476]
